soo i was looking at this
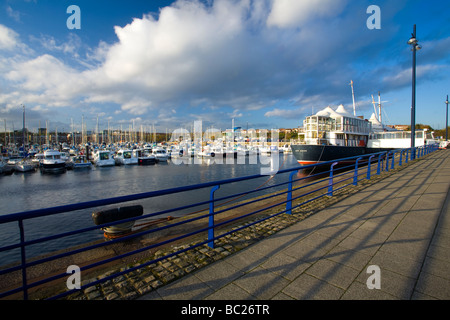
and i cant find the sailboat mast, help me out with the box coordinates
[378,92,382,125]
[22,104,26,150]
[350,80,356,116]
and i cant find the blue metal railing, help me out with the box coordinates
[0,144,439,300]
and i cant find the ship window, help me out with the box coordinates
[416,131,423,138]
[100,153,109,160]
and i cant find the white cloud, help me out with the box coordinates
[0,24,20,50]
[6,6,22,22]
[264,107,304,119]
[267,0,348,28]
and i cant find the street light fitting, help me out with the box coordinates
[407,36,418,45]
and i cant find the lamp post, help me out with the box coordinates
[407,24,422,158]
[446,95,449,141]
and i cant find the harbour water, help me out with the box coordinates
[0,153,300,267]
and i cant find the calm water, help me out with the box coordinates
[0,153,300,266]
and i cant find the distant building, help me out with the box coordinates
[393,125,409,131]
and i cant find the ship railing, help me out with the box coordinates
[0,144,439,300]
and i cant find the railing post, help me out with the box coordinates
[354,157,362,186]
[405,149,409,164]
[377,153,383,175]
[399,149,403,166]
[18,219,28,300]
[367,155,375,180]
[328,162,339,196]
[208,185,220,248]
[286,170,297,215]
[385,152,390,172]
[390,151,396,170]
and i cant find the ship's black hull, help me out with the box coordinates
[291,144,394,166]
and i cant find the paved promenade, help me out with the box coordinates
[140,149,450,300]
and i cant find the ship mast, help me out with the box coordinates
[378,92,382,125]
[350,80,356,116]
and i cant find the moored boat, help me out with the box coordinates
[41,149,66,173]
[15,159,36,172]
[93,150,115,167]
[152,147,169,162]
[71,154,92,169]
[115,149,138,165]
[136,149,157,165]
[291,103,438,166]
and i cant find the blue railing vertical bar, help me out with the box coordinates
[286,170,298,215]
[377,152,385,175]
[367,155,375,180]
[353,157,363,186]
[327,162,339,196]
[18,219,28,301]
[208,185,220,248]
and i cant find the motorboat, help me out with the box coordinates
[15,159,36,172]
[136,149,157,165]
[71,154,92,169]
[115,149,138,165]
[93,150,115,167]
[152,147,169,162]
[32,153,45,167]
[41,149,66,173]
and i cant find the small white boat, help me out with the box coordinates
[136,149,157,165]
[7,155,22,166]
[71,155,92,169]
[152,147,169,162]
[32,153,45,167]
[115,149,138,165]
[0,156,5,174]
[15,159,36,172]
[93,150,115,167]
[41,149,66,173]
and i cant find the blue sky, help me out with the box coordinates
[0,0,449,136]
